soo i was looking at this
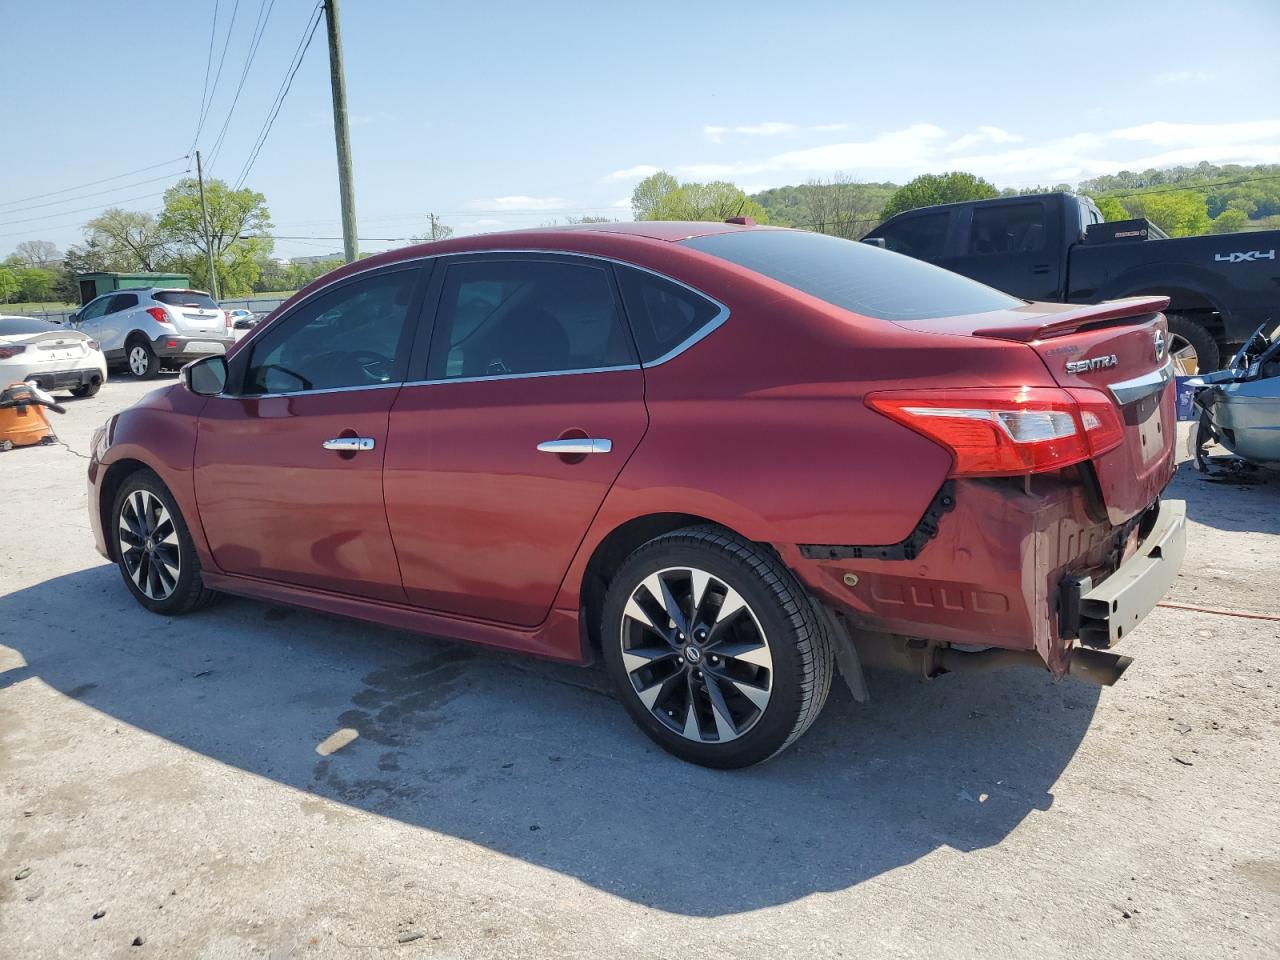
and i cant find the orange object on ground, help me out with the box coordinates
[0,382,57,450]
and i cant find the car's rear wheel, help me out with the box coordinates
[127,339,161,379]
[71,377,101,398]
[601,526,834,768]
[111,470,215,615]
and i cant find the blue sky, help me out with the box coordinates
[3,0,1279,261]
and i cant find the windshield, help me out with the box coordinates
[682,229,1024,322]
[154,290,220,309]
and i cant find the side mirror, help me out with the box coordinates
[181,355,228,396]
[68,311,81,325]
[861,237,887,248]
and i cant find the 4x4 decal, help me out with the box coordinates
[1214,249,1276,264]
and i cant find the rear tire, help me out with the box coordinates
[1166,314,1219,375]
[601,525,834,768]
[126,339,161,380]
[111,470,216,615]
[71,378,101,398]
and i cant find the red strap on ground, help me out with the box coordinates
[1157,601,1280,622]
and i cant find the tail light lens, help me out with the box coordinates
[867,387,1124,477]
[0,345,27,360]
[86,339,100,351]
[146,307,174,326]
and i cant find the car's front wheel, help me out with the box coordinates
[111,470,216,615]
[601,526,834,768]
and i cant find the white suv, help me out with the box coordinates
[71,288,234,379]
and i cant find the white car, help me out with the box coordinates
[0,315,107,397]
[70,287,234,379]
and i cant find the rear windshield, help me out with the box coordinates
[0,316,60,336]
[153,290,219,309]
[682,229,1023,321]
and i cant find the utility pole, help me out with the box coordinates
[195,150,219,299]
[323,0,358,263]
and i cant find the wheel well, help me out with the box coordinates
[579,512,721,654]
[125,330,150,348]
[1127,286,1225,339]
[98,458,151,560]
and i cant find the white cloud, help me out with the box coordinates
[810,123,849,133]
[603,164,660,182]
[1108,119,1280,146]
[470,196,566,211]
[704,122,797,143]
[945,125,1024,153]
[609,116,1280,192]
[1153,70,1212,85]
[609,196,632,209]
[678,123,948,178]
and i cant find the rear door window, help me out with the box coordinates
[682,229,1022,322]
[876,212,950,260]
[614,266,723,363]
[427,257,636,379]
[967,203,1046,255]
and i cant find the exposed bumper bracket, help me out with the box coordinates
[1061,498,1187,648]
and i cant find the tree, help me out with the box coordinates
[411,213,454,242]
[15,268,55,302]
[1210,208,1250,234]
[11,240,61,269]
[1092,196,1129,221]
[84,209,173,271]
[1123,191,1210,237]
[158,177,273,296]
[0,268,19,303]
[566,215,615,224]
[802,174,885,239]
[880,172,999,220]
[631,171,680,220]
[630,171,768,223]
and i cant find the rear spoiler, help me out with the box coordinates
[972,296,1170,342]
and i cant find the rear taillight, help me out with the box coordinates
[86,339,100,351]
[146,307,174,326]
[866,387,1124,477]
[0,345,27,360]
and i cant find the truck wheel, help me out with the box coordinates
[601,526,834,768]
[1166,314,1219,375]
[111,470,217,615]
[127,339,161,379]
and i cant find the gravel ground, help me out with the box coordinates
[1,376,1278,959]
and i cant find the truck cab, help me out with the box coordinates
[867,192,1101,303]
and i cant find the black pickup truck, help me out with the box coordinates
[863,192,1279,372]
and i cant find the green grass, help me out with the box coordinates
[2,300,77,313]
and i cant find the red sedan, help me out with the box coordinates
[87,221,1185,767]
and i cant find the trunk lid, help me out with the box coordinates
[16,330,91,363]
[153,290,227,335]
[903,297,1177,524]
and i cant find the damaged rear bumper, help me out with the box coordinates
[1060,498,1186,648]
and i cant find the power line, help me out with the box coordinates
[0,172,192,217]
[0,157,188,209]
[206,0,277,171]
[190,0,222,153]
[0,191,170,229]
[233,3,323,190]
[195,0,242,153]
[0,205,165,242]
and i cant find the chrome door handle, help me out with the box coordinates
[322,437,376,452]
[536,438,612,455]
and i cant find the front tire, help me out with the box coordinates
[601,526,834,768]
[111,470,215,615]
[126,339,161,379]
